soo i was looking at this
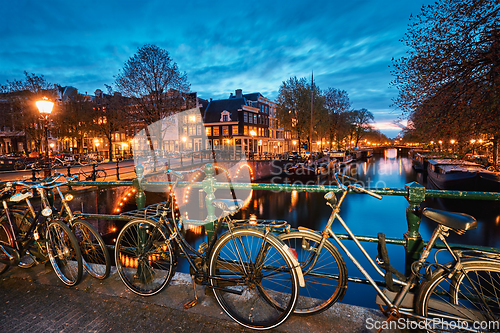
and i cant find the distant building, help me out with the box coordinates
[203,89,285,155]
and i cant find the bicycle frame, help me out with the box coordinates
[0,187,52,267]
[313,176,465,319]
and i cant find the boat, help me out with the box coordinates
[315,157,339,175]
[284,163,319,181]
[427,159,500,192]
[331,152,353,167]
[360,148,373,159]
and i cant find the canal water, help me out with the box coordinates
[233,149,500,309]
[74,148,500,309]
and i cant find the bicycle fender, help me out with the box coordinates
[283,244,305,287]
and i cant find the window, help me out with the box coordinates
[244,126,248,135]
[223,115,228,122]
[197,125,202,135]
[232,125,238,135]
[223,126,229,136]
[244,112,248,123]
[206,126,212,136]
[189,126,195,135]
[253,115,257,124]
[249,114,253,124]
[213,126,220,136]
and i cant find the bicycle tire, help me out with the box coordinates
[46,220,83,286]
[71,219,111,279]
[96,170,106,180]
[0,222,13,274]
[0,211,39,269]
[416,259,500,332]
[279,231,348,315]
[115,219,177,296]
[14,161,26,170]
[208,227,299,330]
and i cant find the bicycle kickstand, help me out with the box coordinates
[183,275,198,309]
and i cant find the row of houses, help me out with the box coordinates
[0,88,295,159]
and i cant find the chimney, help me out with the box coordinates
[235,89,242,98]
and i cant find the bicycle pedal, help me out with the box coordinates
[198,242,208,253]
[183,299,198,309]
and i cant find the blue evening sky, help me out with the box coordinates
[0,0,433,138]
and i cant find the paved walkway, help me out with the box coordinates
[0,264,408,333]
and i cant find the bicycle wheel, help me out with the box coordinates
[45,220,83,286]
[14,161,26,170]
[115,219,176,296]
[208,227,299,330]
[96,170,107,180]
[279,231,348,315]
[416,259,500,332]
[71,219,111,279]
[0,211,39,268]
[0,222,13,274]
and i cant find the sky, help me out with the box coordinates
[0,0,434,138]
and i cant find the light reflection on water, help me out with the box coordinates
[76,149,500,309]
[237,150,500,308]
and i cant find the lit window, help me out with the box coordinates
[232,126,238,135]
[206,127,212,136]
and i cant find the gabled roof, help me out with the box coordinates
[242,92,262,101]
[204,97,247,123]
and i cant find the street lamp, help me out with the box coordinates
[36,97,54,170]
[250,130,256,160]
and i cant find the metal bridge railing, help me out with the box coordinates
[69,163,500,273]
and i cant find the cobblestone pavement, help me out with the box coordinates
[0,264,406,333]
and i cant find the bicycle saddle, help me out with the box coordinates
[212,199,244,213]
[422,208,477,232]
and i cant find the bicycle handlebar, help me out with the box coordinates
[14,173,77,189]
[350,184,383,200]
[333,172,383,200]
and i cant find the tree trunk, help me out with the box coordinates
[493,135,499,167]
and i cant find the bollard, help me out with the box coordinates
[116,160,120,181]
[203,163,217,240]
[92,163,97,181]
[404,182,425,275]
[134,164,146,209]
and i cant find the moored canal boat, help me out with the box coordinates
[427,159,500,192]
[331,152,353,167]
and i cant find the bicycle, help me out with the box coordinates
[0,174,83,286]
[36,173,111,279]
[279,172,500,332]
[76,162,107,181]
[114,167,304,330]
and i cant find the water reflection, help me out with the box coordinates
[70,150,499,309]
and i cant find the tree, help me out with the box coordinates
[114,44,190,125]
[93,85,131,161]
[52,88,95,154]
[350,108,374,147]
[1,72,57,154]
[392,0,500,164]
[322,87,351,150]
[276,76,324,151]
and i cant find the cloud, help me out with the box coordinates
[0,0,432,137]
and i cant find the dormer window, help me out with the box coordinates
[220,110,231,122]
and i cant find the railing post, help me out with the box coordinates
[116,160,120,181]
[92,163,97,181]
[134,164,146,209]
[203,163,217,240]
[404,182,425,275]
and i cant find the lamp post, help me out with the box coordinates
[250,130,256,160]
[36,97,54,172]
